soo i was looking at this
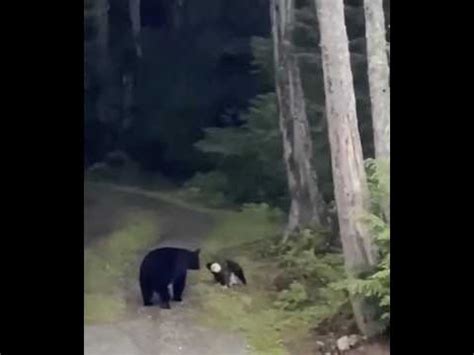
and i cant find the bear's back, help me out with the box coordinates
[141,247,193,275]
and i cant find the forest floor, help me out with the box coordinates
[84,181,389,355]
[84,182,250,355]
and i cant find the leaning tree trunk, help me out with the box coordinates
[315,0,382,337]
[364,0,390,160]
[270,0,327,240]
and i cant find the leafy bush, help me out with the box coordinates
[183,171,229,207]
[260,228,347,328]
[274,281,310,311]
[194,93,289,208]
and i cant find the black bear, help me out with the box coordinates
[139,247,200,309]
[206,259,247,288]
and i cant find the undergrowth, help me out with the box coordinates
[194,205,349,355]
[330,158,390,331]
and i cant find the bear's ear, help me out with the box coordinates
[206,262,212,270]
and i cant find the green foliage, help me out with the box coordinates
[194,93,289,208]
[274,281,310,311]
[365,158,390,220]
[250,36,275,90]
[257,228,348,329]
[183,171,229,207]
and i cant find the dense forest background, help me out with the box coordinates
[85,0,389,209]
[84,0,390,352]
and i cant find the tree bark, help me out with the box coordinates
[315,0,381,337]
[364,0,390,160]
[270,0,327,240]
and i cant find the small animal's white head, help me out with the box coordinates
[210,262,222,273]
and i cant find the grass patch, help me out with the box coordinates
[203,203,283,254]
[194,255,289,355]
[194,206,348,355]
[84,211,159,324]
[192,204,291,354]
[84,293,126,324]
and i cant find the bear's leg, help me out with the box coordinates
[139,277,154,306]
[172,273,187,302]
[157,285,171,309]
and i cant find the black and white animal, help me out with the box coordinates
[206,259,247,288]
[139,247,200,309]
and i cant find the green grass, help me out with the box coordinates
[84,211,159,324]
[194,257,289,355]
[203,204,283,254]
[191,204,294,355]
[83,183,346,353]
[193,203,348,355]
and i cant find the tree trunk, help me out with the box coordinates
[121,73,134,132]
[315,0,381,337]
[95,0,112,124]
[129,0,142,58]
[364,0,390,224]
[270,0,327,240]
[364,0,390,160]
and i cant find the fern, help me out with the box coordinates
[365,158,390,221]
[331,159,390,327]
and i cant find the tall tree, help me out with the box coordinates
[94,0,112,125]
[129,0,142,58]
[364,0,390,160]
[364,0,390,224]
[85,0,141,155]
[270,0,327,240]
[315,0,381,336]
